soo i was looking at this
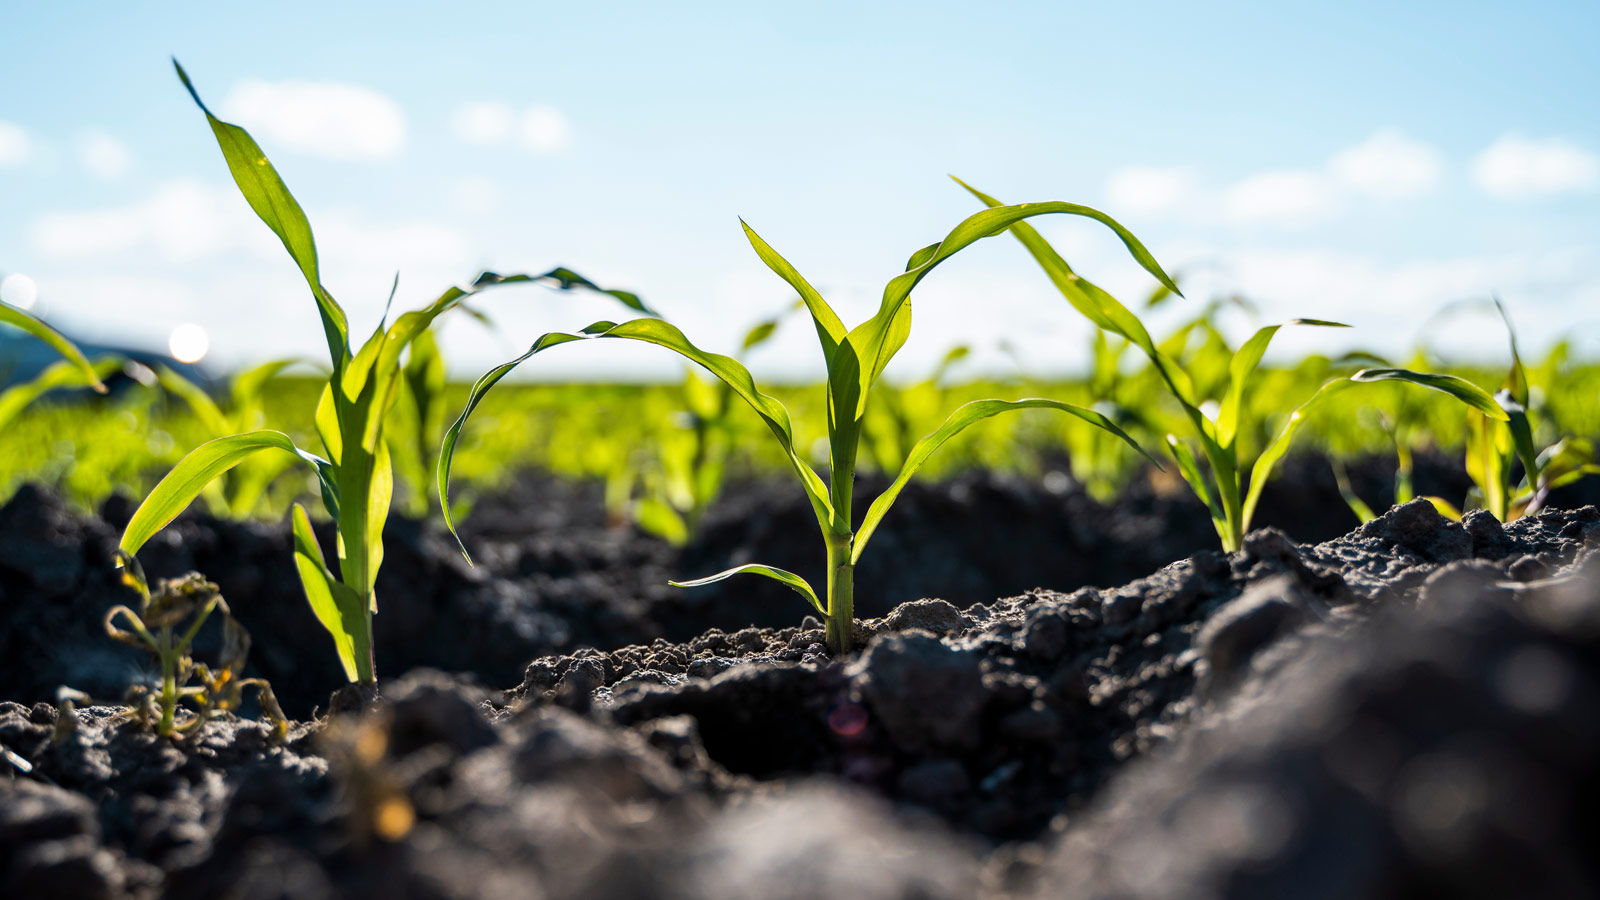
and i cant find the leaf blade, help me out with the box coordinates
[669,564,824,615]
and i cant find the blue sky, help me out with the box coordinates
[3,0,1597,380]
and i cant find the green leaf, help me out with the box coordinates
[840,194,1177,421]
[740,220,846,361]
[230,358,300,410]
[1350,368,1509,421]
[290,503,364,681]
[535,267,657,316]
[1496,389,1541,492]
[439,319,834,561]
[154,365,231,436]
[1216,325,1281,449]
[1242,380,1358,530]
[1331,459,1377,524]
[741,319,779,353]
[174,59,349,372]
[1420,495,1464,521]
[1216,319,1348,447]
[0,356,120,432]
[121,431,335,557]
[1166,434,1224,526]
[852,398,1160,563]
[0,301,108,394]
[1494,297,1529,407]
[669,564,824,615]
[364,441,393,602]
[635,496,689,546]
[951,178,1196,407]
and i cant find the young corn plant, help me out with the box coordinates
[0,356,122,433]
[1351,300,1597,521]
[956,177,1365,553]
[0,298,109,400]
[115,61,654,687]
[153,358,305,519]
[441,204,1171,652]
[104,554,288,741]
[633,306,798,544]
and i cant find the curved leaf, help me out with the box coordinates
[852,398,1160,563]
[439,319,833,561]
[1242,380,1358,531]
[154,365,231,436]
[1216,319,1348,447]
[1350,368,1508,421]
[740,220,845,361]
[536,267,657,316]
[121,431,334,557]
[290,503,364,682]
[951,178,1196,407]
[839,195,1178,419]
[0,302,108,394]
[0,356,120,431]
[669,564,824,615]
[174,60,349,371]
[1167,433,1223,526]
[1496,389,1541,491]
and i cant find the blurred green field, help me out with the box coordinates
[6,342,1596,533]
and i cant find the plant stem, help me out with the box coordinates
[825,533,854,654]
[158,625,177,737]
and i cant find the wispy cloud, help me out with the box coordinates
[1472,134,1600,200]
[1329,129,1442,198]
[1221,170,1339,227]
[1105,167,1195,217]
[1106,129,1446,228]
[77,130,132,179]
[220,80,406,161]
[0,120,31,166]
[451,100,572,154]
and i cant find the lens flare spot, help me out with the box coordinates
[168,323,210,364]
[0,273,38,310]
[828,701,869,737]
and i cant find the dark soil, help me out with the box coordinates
[3,458,1599,899]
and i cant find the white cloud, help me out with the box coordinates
[77,131,131,179]
[221,80,406,161]
[0,120,30,166]
[1221,170,1338,227]
[1472,134,1600,199]
[450,101,572,153]
[1330,129,1442,198]
[519,106,571,154]
[1105,166,1194,217]
[452,102,514,145]
[28,179,275,262]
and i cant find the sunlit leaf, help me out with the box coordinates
[0,302,108,394]
[121,431,335,557]
[669,563,824,615]
[1350,368,1508,421]
[174,59,349,371]
[852,398,1159,562]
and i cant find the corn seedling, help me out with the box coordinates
[633,306,797,544]
[153,359,306,518]
[115,61,654,687]
[0,356,123,433]
[1352,301,1597,521]
[0,299,109,402]
[442,203,1169,652]
[103,555,288,741]
[957,178,1366,552]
